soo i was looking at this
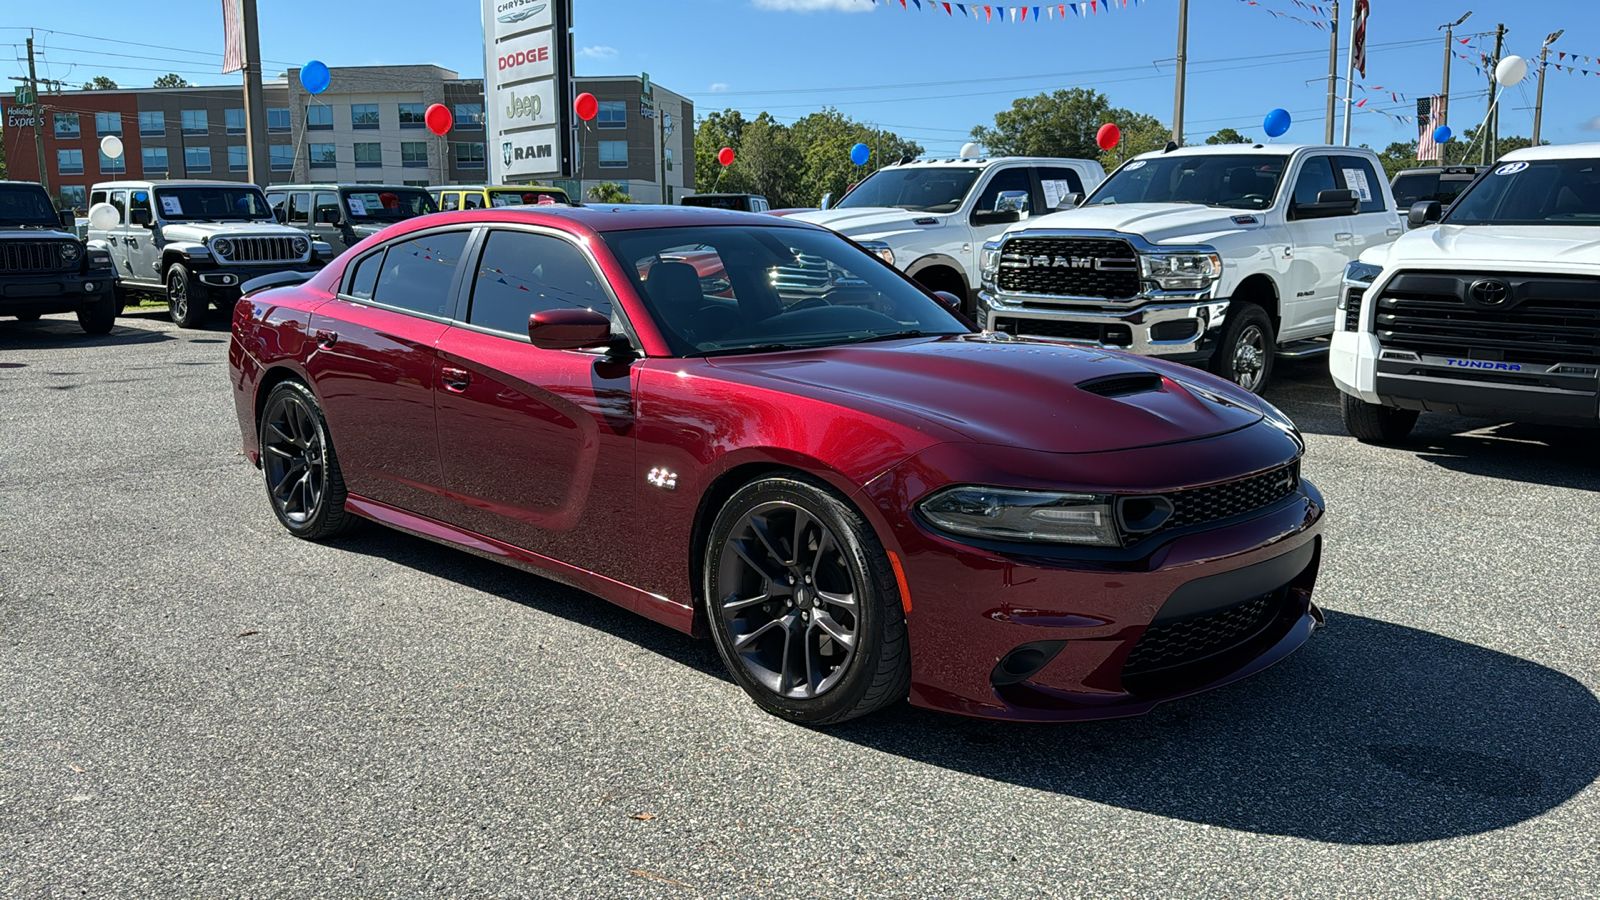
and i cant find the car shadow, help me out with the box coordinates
[331,524,1599,846]
[0,316,176,349]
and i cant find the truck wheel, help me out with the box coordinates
[1340,391,1418,444]
[166,263,209,328]
[1211,302,1275,393]
[76,292,118,335]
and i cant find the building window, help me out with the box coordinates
[401,141,428,167]
[598,141,628,168]
[225,108,246,134]
[98,147,126,174]
[181,109,208,136]
[54,113,81,139]
[267,107,291,133]
[403,179,429,187]
[229,145,249,172]
[453,103,483,130]
[309,143,336,168]
[665,148,673,172]
[57,186,87,211]
[306,105,333,130]
[138,111,165,136]
[351,103,380,129]
[454,142,486,168]
[354,142,382,168]
[95,112,122,136]
[269,144,294,171]
[142,146,169,175]
[57,149,84,175]
[398,103,425,128]
[185,146,211,173]
[597,101,627,129]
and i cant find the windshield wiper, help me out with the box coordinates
[698,342,813,358]
[841,330,935,345]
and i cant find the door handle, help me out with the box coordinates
[1386,228,1402,237]
[314,329,338,347]
[440,365,470,393]
[1334,232,1353,242]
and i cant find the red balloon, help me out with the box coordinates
[425,103,453,136]
[717,147,735,167]
[575,92,598,122]
[1096,122,1121,151]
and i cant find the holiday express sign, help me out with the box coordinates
[482,0,569,180]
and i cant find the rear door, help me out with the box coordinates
[311,190,348,252]
[124,189,160,286]
[1335,154,1400,256]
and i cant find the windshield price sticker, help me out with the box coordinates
[1124,160,1148,171]
[159,195,183,215]
[491,196,512,207]
[1042,179,1074,210]
[1341,167,1373,202]
[1495,161,1530,176]
[346,197,368,216]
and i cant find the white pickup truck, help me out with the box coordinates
[1332,143,1600,442]
[789,155,1106,317]
[976,144,1403,392]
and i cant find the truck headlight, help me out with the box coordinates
[292,237,310,256]
[211,238,233,259]
[858,240,895,267]
[1141,252,1222,291]
[61,243,82,262]
[920,486,1119,546]
[980,241,1002,290]
[1340,261,1382,299]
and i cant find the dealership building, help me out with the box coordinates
[1,65,694,210]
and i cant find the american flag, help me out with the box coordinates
[1417,94,1444,161]
[221,0,244,74]
[1352,0,1370,78]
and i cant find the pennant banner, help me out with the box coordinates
[855,0,1148,19]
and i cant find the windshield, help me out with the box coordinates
[487,187,571,207]
[154,186,273,221]
[601,224,969,357]
[1445,158,1600,226]
[1087,154,1288,210]
[341,188,437,223]
[834,167,982,213]
[1392,172,1477,208]
[0,183,61,226]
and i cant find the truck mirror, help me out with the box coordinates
[994,190,1030,213]
[1056,192,1085,211]
[316,206,342,225]
[1407,200,1443,228]
[129,208,153,227]
[819,192,833,210]
[59,210,76,228]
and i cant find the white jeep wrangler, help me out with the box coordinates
[1332,143,1600,442]
[977,144,1403,392]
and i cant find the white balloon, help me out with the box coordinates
[99,134,124,159]
[960,141,981,159]
[1495,55,1528,88]
[88,202,121,232]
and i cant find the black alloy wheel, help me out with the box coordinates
[76,291,117,335]
[259,380,357,540]
[705,476,910,724]
[167,263,208,328]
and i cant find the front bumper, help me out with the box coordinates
[861,425,1323,722]
[2,267,116,315]
[196,262,321,294]
[978,290,1228,364]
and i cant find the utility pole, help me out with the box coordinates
[1171,0,1188,146]
[1484,23,1505,164]
[1340,1,1357,145]
[1325,1,1339,144]
[1532,30,1563,146]
[26,34,50,195]
[240,0,271,186]
[1440,12,1470,163]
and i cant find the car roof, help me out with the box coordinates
[269,183,429,191]
[1392,165,1485,177]
[684,193,765,199]
[1127,143,1367,161]
[1501,141,1600,161]
[878,156,1099,169]
[89,179,265,190]
[429,184,568,192]
[390,203,822,236]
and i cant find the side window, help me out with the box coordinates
[129,190,151,216]
[974,167,1033,217]
[463,192,485,210]
[110,190,128,220]
[265,192,285,218]
[467,230,611,336]
[345,250,382,301]
[1292,156,1339,207]
[1035,166,1086,210]
[314,191,339,223]
[90,190,108,209]
[1336,155,1387,213]
[289,192,312,225]
[440,192,460,211]
[371,230,469,317]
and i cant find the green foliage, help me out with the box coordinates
[969,88,1170,171]
[152,73,191,89]
[1104,111,1168,170]
[1206,128,1251,145]
[693,107,921,208]
[81,76,119,91]
[587,182,631,204]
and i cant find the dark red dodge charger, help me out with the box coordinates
[228,205,1324,724]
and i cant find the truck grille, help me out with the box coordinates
[220,236,302,264]
[995,237,1140,300]
[1376,271,1600,365]
[991,316,1132,347]
[0,240,75,272]
[1160,462,1300,534]
[770,252,831,296]
[1122,589,1285,678]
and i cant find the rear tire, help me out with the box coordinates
[167,263,208,328]
[1210,302,1275,394]
[112,282,129,316]
[1340,391,1418,444]
[76,292,117,334]
[258,380,359,540]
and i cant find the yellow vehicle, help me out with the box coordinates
[429,184,573,210]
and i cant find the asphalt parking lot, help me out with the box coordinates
[3,310,1598,899]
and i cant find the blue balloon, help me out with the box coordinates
[1263,108,1292,139]
[1433,125,1453,144]
[300,60,331,95]
[850,142,870,166]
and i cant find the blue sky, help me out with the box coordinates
[6,0,1597,153]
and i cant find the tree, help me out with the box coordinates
[1371,130,1542,180]
[587,182,630,204]
[695,109,750,196]
[152,73,191,89]
[971,88,1118,160]
[1206,128,1251,145]
[1102,110,1167,170]
[788,108,921,207]
[81,76,119,91]
[694,107,921,207]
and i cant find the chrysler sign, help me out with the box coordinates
[481,0,568,180]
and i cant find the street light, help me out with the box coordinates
[1532,29,1564,145]
[1436,11,1473,158]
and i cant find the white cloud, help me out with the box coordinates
[1583,115,1600,131]
[579,45,618,60]
[709,83,730,92]
[751,0,872,12]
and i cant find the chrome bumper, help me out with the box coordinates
[978,291,1230,358]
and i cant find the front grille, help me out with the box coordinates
[993,316,1132,346]
[1377,271,1600,365]
[1123,590,1284,677]
[0,240,75,272]
[996,237,1140,299]
[771,252,830,295]
[221,236,301,264]
[1343,288,1365,332]
[1161,462,1300,533]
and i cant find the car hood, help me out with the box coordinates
[707,335,1264,454]
[1383,223,1600,269]
[161,221,303,241]
[1015,203,1263,245]
[787,207,942,240]
[0,226,77,241]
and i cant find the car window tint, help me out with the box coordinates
[266,192,285,218]
[371,230,468,317]
[975,167,1032,216]
[289,192,312,225]
[1337,156,1387,213]
[1292,157,1339,206]
[110,190,128,219]
[463,192,484,210]
[129,190,150,215]
[440,192,460,211]
[315,191,340,221]
[468,231,611,335]
[346,251,381,301]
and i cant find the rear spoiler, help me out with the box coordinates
[241,270,314,297]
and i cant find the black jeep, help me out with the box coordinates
[1,181,118,334]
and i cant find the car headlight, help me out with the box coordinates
[858,240,895,267]
[920,485,1119,546]
[210,238,233,259]
[1338,260,1382,310]
[60,243,82,262]
[292,237,310,256]
[1140,251,1222,291]
[980,240,1002,290]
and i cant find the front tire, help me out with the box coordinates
[1211,302,1275,393]
[167,263,208,328]
[1340,391,1418,444]
[259,380,359,540]
[704,475,910,725]
[76,292,117,334]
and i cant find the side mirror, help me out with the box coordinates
[932,290,964,312]
[59,210,75,228]
[1293,188,1359,220]
[819,192,833,210]
[129,208,153,227]
[971,209,1021,227]
[1056,192,1085,211]
[273,208,287,223]
[316,206,342,225]
[528,308,615,351]
[1407,200,1443,228]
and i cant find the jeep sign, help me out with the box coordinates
[481,0,570,180]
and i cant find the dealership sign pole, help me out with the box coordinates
[481,0,572,184]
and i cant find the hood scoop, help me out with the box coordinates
[1078,372,1164,398]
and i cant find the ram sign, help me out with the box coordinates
[481,0,571,181]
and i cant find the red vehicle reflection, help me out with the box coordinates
[229,205,1324,725]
